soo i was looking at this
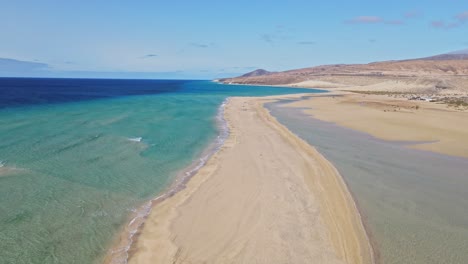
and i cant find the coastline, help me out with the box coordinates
[221,79,468,158]
[284,92,468,158]
[104,99,230,264]
[267,92,468,263]
[105,85,467,264]
[127,95,373,264]
[257,97,375,264]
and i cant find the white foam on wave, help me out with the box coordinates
[107,98,231,264]
[128,137,142,143]
[107,200,153,264]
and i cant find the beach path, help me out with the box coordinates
[129,96,372,264]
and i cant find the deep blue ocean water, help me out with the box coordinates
[0,78,323,264]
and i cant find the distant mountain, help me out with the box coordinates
[0,58,48,72]
[448,49,468,55]
[0,58,50,77]
[240,69,272,77]
[419,49,468,60]
[219,50,468,94]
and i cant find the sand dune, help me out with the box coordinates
[128,97,373,264]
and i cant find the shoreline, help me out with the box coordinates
[218,80,468,110]
[257,98,375,264]
[127,95,373,264]
[263,94,385,263]
[282,92,468,158]
[267,93,468,263]
[103,99,230,264]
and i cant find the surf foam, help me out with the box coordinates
[107,98,230,264]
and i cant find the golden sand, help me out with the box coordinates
[128,97,373,264]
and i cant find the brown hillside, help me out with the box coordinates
[220,58,468,95]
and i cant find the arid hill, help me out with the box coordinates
[240,69,273,77]
[220,51,468,95]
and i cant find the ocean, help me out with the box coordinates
[0,78,322,264]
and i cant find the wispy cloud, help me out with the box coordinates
[404,10,422,19]
[447,22,460,29]
[297,41,316,45]
[141,54,158,59]
[259,24,294,44]
[345,11,422,27]
[346,16,406,25]
[455,11,468,22]
[260,32,292,44]
[431,20,461,29]
[260,34,274,43]
[431,10,468,29]
[346,16,383,24]
[385,20,404,25]
[431,20,446,28]
[189,42,211,48]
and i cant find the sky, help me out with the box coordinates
[0,0,467,79]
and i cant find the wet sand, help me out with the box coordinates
[128,97,373,264]
[288,93,468,158]
[266,95,468,264]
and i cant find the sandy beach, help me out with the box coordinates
[128,96,373,264]
[286,92,468,158]
[267,93,468,264]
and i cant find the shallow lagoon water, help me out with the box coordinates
[267,98,468,264]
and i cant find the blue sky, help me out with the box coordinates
[0,0,467,79]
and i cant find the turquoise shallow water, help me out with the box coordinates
[0,79,322,264]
